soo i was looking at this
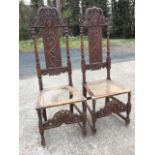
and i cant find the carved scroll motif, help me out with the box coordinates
[96,99,127,118]
[37,7,62,68]
[43,110,82,129]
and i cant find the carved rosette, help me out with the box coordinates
[96,99,127,118]
[43,110,83,129]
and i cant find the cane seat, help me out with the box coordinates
[37,85,86,109]
[85,79,131,99]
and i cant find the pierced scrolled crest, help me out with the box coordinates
[37,6,62,27]
[83,6,106,26]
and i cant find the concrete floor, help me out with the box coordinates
[19,60,135,155]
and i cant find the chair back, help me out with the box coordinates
[30,6,72,90]
[80,7,111,84]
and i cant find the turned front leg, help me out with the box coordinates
[105,97,110,104]
[37,109,45,146]
[82,101,87,136]
[69,94,73,113]
[92,99,97,134]
[42,109,47,121]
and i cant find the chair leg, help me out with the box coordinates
[70,104,74,113]
[105,97,109,104]
[37,109,45,147]
[42,109,47,121]
[126,92,131,125]
[82,101,87,136]
[69,94,74,113]
[92,99,97,134]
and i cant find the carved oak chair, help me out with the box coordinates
[80,7,132,134]
[30,6,87,146]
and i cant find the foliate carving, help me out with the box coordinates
[37,7,62,69]
[30,7,65,69]
[43,110,82,129]
[42,27,62,68]
[37,7,62,27]
[86,62,107,70]
[83,7,105,26]
[96,99,126,118]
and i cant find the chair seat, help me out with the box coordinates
[85,79,131,99]
[36,85,86,109]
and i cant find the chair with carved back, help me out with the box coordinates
[80,7,132,134]
[30,6,87,146]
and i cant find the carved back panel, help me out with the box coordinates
[82,7,106,64]
[30,6,73,88]
[37,7,62,69]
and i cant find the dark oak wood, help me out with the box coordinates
[80,6,132,133]
[30,6,87,146]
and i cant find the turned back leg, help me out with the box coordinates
[126,92,131,125]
